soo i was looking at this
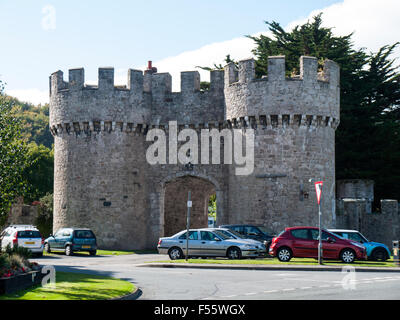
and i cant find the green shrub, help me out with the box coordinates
[4,244,32,259]
[8,253,29,270]
[0,254,10,270]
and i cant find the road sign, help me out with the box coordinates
[314,181,323,205]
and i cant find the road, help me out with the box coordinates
[31,253,400,300]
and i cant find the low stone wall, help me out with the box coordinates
[336,198,399,249]
[6,203,39,226]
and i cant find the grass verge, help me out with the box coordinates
[0,272,135,300]
[155,257,399,268]
[44,249,157,257]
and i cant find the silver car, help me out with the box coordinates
[209,227,267,256]
[157,228,265,260]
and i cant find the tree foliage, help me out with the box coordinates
[249,13,400,205]
[0,81,30,217]
[22,142,54,203]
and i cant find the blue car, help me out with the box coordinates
[328,229,391,261]
[44,228,97,256]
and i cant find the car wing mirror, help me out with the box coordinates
[327,237,335,243]
[214,237,221,241]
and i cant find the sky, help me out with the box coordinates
[0,0,399,105]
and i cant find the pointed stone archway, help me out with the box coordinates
[160,173,219,237]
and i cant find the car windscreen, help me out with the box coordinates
[17,230,41,238]
[224,229,245,239]
[257,226,272,236]
[73,230,95,238]
[212,230,231,240]
[216,229,237,239]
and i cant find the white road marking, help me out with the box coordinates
[263,290,279,293]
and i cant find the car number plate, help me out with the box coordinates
[25,242,35,244]
[82,245,90,249]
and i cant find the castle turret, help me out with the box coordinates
[224,56,340,231]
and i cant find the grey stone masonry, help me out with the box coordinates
[50,56,340,250]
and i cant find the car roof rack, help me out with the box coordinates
[8,224,37,229]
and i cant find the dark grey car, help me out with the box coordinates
[157,228,264,260]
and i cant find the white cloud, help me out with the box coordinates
[286,0,400,56]
[5,88,49,106]
[146,35,259,91]
[150,0,400,91]
[8,0,400,104]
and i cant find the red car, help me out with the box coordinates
[269,226,367,263]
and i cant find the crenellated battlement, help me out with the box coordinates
[49,67,225,127]
[225,56,339,86]
[50,55,340,132]
[50,68,224,96]
[224,56,340,123]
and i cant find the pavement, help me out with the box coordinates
[139,261,400,273]
[30,253,400,300]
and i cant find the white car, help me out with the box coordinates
[0,225,44,257]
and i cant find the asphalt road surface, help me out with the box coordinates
[31,253,400,300]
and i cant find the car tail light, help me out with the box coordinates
[158,239,162,245]
[41,238,45,245]
[12,233,18,245]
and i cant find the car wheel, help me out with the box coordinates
[277,247,292,262]
[227,247,242,260]
[168,247,184,260]
[89,250,97,256]
[340,249,355,263]
[44,243,51,253]
[372,248,387,261]
[65,245,73,256]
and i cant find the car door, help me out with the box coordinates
[291,229,317,258]
[51,229,65,249]
[199,231,224,256]
[178,231,202,256]
[321,231,339,259]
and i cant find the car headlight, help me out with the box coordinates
[244,244,256,249]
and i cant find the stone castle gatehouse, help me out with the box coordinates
[49,56,340,249]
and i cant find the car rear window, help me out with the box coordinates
[17,230,41,238]
[74,230,95,238]
[291,229,309,240]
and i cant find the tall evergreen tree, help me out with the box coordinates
[248,14,400,206]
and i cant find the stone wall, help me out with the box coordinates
[50,56,340,249]
[336,180,400,249]
[6,200,39,226]
[336,198,399,249]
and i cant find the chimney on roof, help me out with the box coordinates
[145,61,158,75]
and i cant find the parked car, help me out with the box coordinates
[269,226,367,263]
[44,228,97,256]
[210,227,267,256]
[0,225,44,257]
[328,229,391,261]
[157,228,264,260]
[219,224,274,251]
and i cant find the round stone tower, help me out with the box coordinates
[223,56,340,232]
[49,68,152,249]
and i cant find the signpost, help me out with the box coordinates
[186,191,192,262]
[314,181,323,265]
